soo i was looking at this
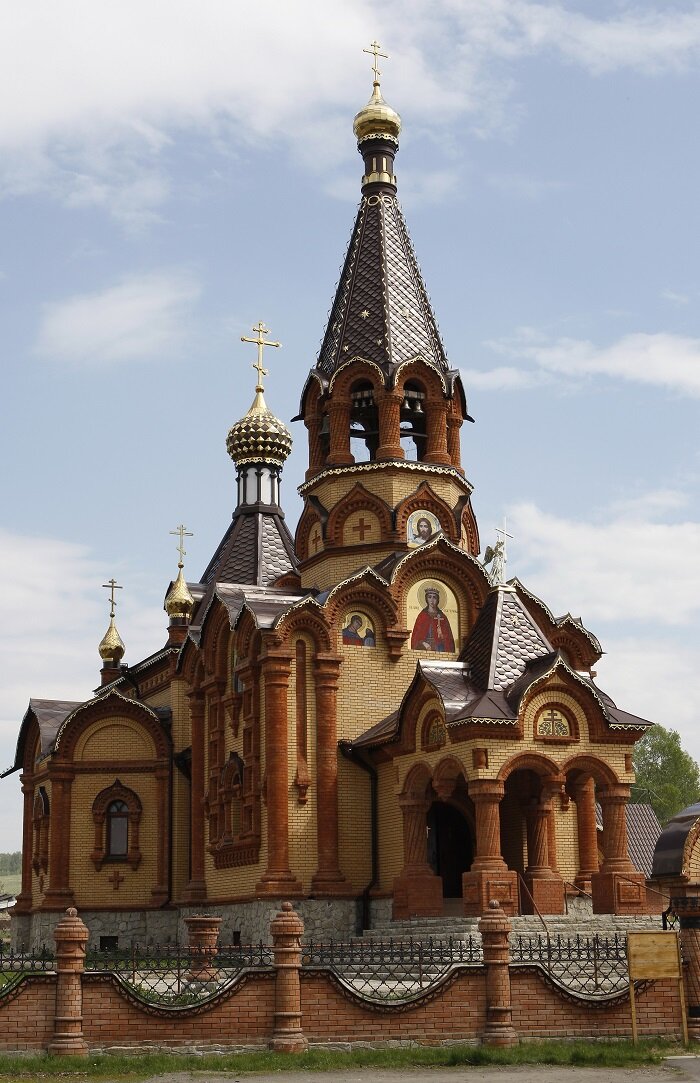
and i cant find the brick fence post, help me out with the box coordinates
[48,907,89,1057]
[478,899,518,1046]
[185,915,222,981]
[269,901,308,1052]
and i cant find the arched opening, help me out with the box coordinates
[502,764,565,914]
[400,380,427,461]
[427,801,473,899]
[350,380,379,462]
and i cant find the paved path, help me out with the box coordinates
[103,1060,700,1083]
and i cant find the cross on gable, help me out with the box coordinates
[352,516,372,541]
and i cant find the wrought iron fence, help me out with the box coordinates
[511,933,629,997]
[0,945,55,995]
[302,936,483,1003]
[84,941,273,1008]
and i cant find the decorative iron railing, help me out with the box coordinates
[83,941,273,1008]
[511,933,629,997]
[302,936,483,1002]
[0,945,55,994]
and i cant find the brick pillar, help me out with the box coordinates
[424,401,450,465]
[305,414,324,478]
[185,915,222,981]
[572,778,599,892]
[269,902,308,1053]
[257,656,302,895]
[376,391,404,461]
[184,691,207,902]
[392,794,443,919]
[447,411,463,470]
[151,764,169,905]
[674,894,700,1041]
[591,784,646,914]
[523,791,564,915]
[463,780,518,916]
[14,775,34,914]
[311,655,347,894]
[48,908,88,1057]
[43,772,75,910]
[327,399,353,466]
[479,899,518,1046]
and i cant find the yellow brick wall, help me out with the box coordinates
[69,773,158,907]
[73,718,155,761]
[337,756,372,888]
[30,775,51,910]
[307,469,469,516]
[376,761,403,892]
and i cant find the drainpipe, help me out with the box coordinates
[339,741,377,934]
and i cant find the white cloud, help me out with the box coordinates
[473,328,700,398]
[511,498,700,626]
[34,271,200,366]
[0,2,699,219]
[461,364,550,391]
[662,288,691,307]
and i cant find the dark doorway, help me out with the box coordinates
[427,803,473,898]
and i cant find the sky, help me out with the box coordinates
[1,0,699,852]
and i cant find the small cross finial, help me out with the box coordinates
[363,40,389,84]
[102,578,123,618]
[241,321,281,392]
[170,524,193,569]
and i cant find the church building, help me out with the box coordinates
[7,59,655,948]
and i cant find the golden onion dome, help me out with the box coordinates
[226,388,293,468]
[98,616,125,662]
[353,82,401,143]
[165,566,194,620]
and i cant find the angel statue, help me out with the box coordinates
[483,537,506,587]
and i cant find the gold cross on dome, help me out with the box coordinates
[170,523,193,568]
[102,578,123,618]
[363,40,389,83]
[241,322,281,391]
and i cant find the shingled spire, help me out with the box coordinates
[315,54,449,380]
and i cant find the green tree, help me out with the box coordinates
[632,724,700,825]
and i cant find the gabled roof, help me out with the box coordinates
[315,193,450,379]
[2,699,82,776]
[201,509,297,591]
[461,586,553,691]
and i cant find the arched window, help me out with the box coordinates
[91,780,142,870]
[107,800,129,857]
[350,380,378,462]
[400,380,427,461]
[535,707,572,741]
[32,787,49,874]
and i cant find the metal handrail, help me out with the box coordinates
[516,873,551,940]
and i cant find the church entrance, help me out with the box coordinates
[427,802,473,899]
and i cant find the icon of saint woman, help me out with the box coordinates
[411,586,455,652]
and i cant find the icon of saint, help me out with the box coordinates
[412,517,433,544]
[342,614,375,647]
[411,587,455,652]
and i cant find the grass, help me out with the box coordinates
[0,1038,687,1081]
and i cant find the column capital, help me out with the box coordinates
[598,783,631,804]
[468,778,505,802]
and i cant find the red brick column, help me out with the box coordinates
[185,915,222,981]
[447,411,462,470]
[305,414,324,478]
[522,790,564,915]
[392,794,443,919]
[257,656,302,895]
[43,771,75,910]
[327,399,353,466]
[184,691,207,902]
[591,784,646,914]
[269,902,308,1053]
[48,908,88,1057]
[479,900,518,1046]
[311,655,347,894]
[14,775,34,914]
[376,390,404,461]
[463,780,518,916]
[572,778,599,892]
[424,401,451,465]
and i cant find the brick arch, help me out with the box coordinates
[296,503,324,560]
[400,761,433,801]
[179,638,204,688]
[560,753,619,788]
[54,692,170,763]
[521,668,610,743]
[90,778,143,871]
[393,357,448,398]
[275,605,333,653]
[498,751,563,783]
[392,547,488,647]
[328,357,386,398]
[235,608,260,660]
[395,483,460,544]
[549,630,593,672]
[326,483,394,547]
[200,601,230,682]
[461,503,480,555]
[433,754,467,797]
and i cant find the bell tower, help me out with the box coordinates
[295,47,479,589]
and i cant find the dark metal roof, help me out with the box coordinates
[651,802,700,879]
[315,193,450,379]
[462,587,553,692]
[625,803,662,879]
[2,699,82,775]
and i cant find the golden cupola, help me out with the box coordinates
[225,386,292,470]
[165,566,194,621]
[353,80,401,144]
[98,616,125,663]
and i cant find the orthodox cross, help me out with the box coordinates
[241,322,281,391]
[352,516,371,541]
[170,523,193,568]
[102,578,123,618]
[108,869,125,891]
[363,40,389,82]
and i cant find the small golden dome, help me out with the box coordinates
[353,82,401,143]
[98,616,125,662]
[226,388,293,468]
[165,566,194,620]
